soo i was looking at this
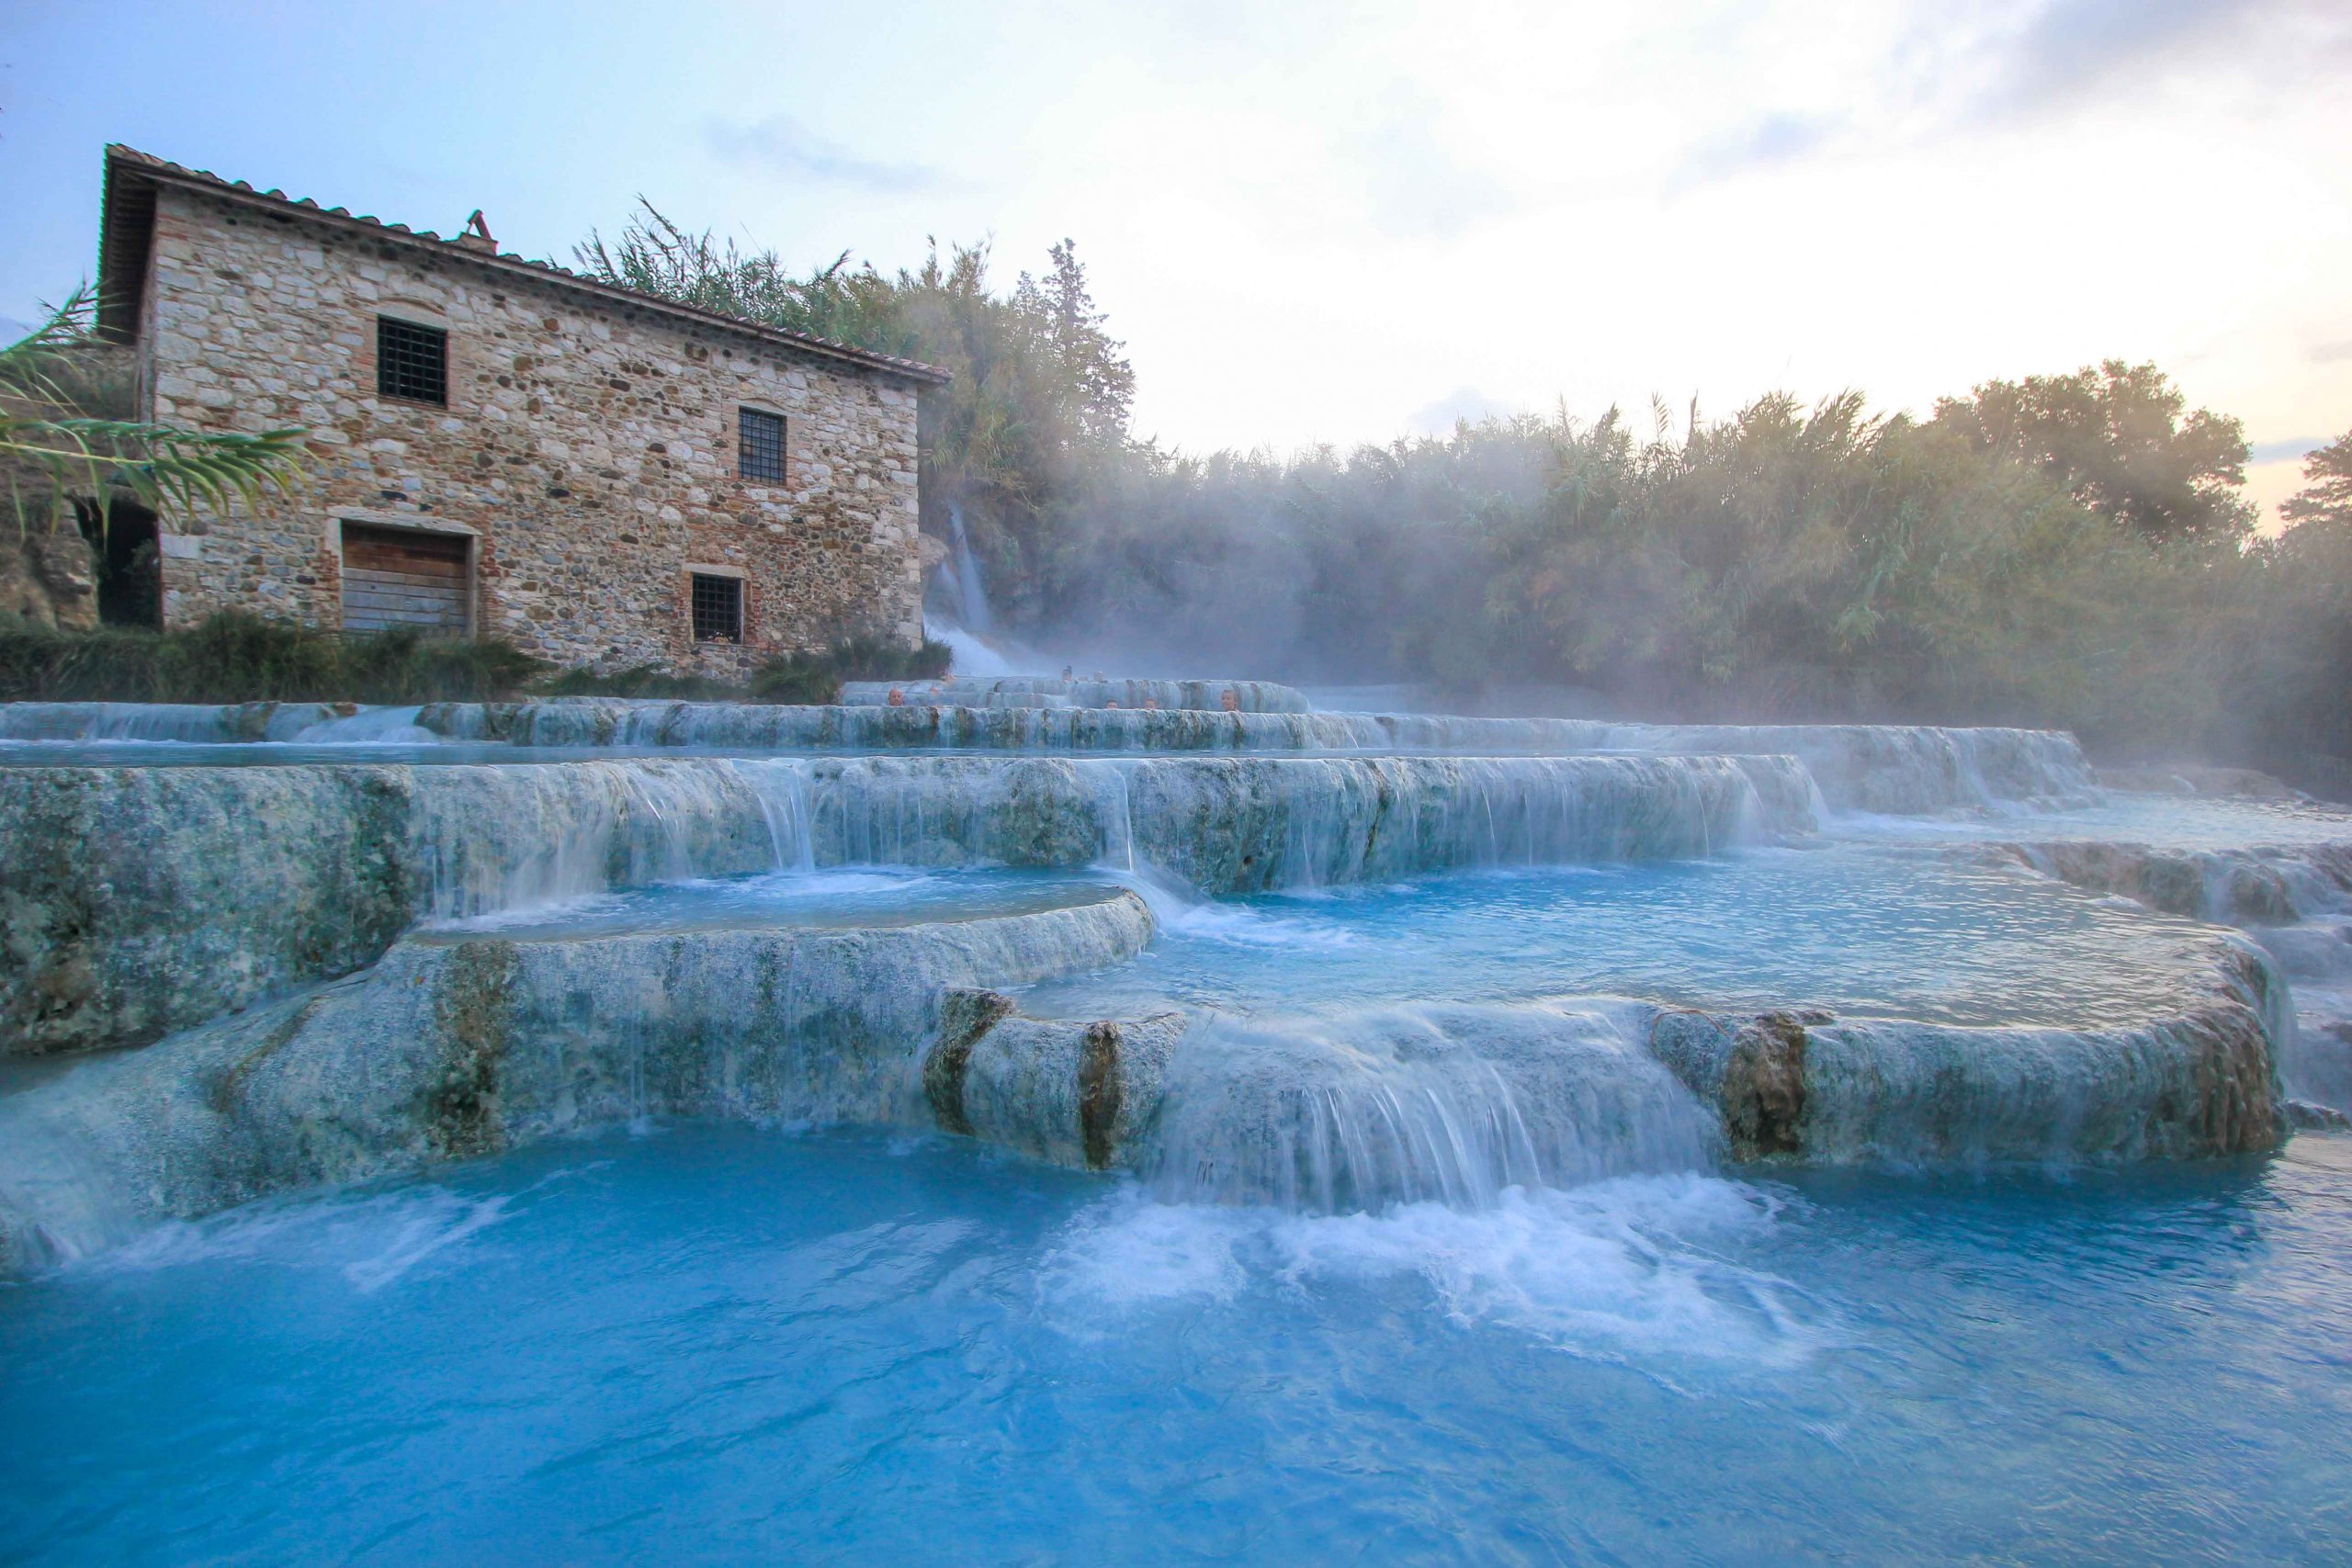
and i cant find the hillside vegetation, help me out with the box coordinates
[577,205,2352,784]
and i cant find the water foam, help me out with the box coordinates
[1038,1176,1821,1364]
[291,705,438,745]
[1137,1002,1720,1211]
[89,1183,518,1292]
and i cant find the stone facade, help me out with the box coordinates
[100,147,944,673]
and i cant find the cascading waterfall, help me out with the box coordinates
[400,752,1806,915]
[291,705,437,744]
[919,499,1107,682]
[411,760,787,920]
[750,762,819,874]
[3,679,2343,1277]
[1091,762,1139,874]
[413,702,2086,807]
[1136,1003,1721,1212]
[0,750,1812,1058]
[0,700,345,743]
[937,913,2290,1209]
[2,696,2102,815]
[927,621,1020,679]
[922,499,1053,682]
[946,499,993,636]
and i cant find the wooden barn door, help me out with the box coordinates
[340,524,472,635]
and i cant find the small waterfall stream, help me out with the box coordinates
[0,698,2105,818]
[1138,1003,1719,1212]
[392,751,1807,923]
[946,500,993,636]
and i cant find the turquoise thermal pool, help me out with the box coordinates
[2,698,2348,1562]
[2,1125,2346,1563]
[1030,841,2236,1029]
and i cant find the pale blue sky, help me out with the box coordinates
[5,1,2346,521]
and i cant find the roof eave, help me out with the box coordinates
[101,145,953,388]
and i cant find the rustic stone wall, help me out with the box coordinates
[0,527,97,631]
[141,185,925,672]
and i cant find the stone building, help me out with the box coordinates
[91,145,947,673]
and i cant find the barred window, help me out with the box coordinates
[377,317,447,405]
[691,572,744,643]
[739,407,786,482]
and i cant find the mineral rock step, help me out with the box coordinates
[0,892,2292,1273]
[2,700,2099,815]
[0,751,1813,1057]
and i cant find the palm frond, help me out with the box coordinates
[4,287,310,536]
[0,285,101,409]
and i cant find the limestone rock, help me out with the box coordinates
[0,528,98,630]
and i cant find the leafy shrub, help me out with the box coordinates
[0,612,543,704]
[338,626,547,704]
[533,663,746,702]
[0,621,169,702]
[748,632,952,705]
[0,614,955,706]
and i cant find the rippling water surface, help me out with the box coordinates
[416,842,2229,1025]
[2,1125,2346,1564]
[427,865,1123,940]
[1033,844,2230,1027]
[1836,792,2352,852]
[6,743,2346,1561]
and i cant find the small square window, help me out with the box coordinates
[377,317,448,405]
[691,572,744,643]
[740,407,786,482]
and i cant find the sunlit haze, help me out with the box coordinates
[4,0,2348,523]
[8,6,2352,1558]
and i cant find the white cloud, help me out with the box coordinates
[705,115,946,194]
[1345,83,1516,238]
[1674,112,1844,189]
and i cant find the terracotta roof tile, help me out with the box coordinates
[101,144,952,387]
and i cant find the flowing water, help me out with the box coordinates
[2,1124,2346,1564]
[1038,842,2230,1028]
[946,499,994,635]
[1845,792,2352,852]
[4,692,2350,1560]
[425,865,1128,941]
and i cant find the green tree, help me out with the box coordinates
[1013,241,1136,447]
[2236,432,2352,767]
[2279,430,2352,529]
[1930,360,2254,547]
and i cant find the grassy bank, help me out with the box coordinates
[534,632,951,705]
[0,614,952,706]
